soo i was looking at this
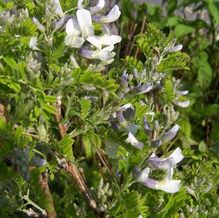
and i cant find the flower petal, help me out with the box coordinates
[77,9,94,38]
[136,167,150,182]
[32,17,45,32]
[125,132,144,149]
[65,35,85,48]
[100,5,121,23]
[148,147,183,169]
[169,147,184,165]
[168,44,183,52]
[176,90,189,96]
[90,0,105,14]
[87,36,102,49]
[29,37,37,49]
[161,124,180,144]
[156,179,181,193]
[66,18,80,36]
[174,100,190,108]
[143,117,152,134]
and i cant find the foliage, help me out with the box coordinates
[0,0,218,218]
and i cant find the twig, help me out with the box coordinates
[55,96,104,218]
[39,173,57,218]
[134,16,146,59]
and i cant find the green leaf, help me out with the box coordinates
[174,24,195,38]
[207,0,219,24]
[197,52,212,89]
[113,191,148,218]
[42,103,56,114]
[167,16,179,27]
[58,135,74,160]
[80,98,91,119]
[3,57,18,69]
[164,79,174,103]
[82,135,93,159]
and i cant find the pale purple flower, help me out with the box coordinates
[174,100,190,108]
[161,124,180,144]
[135,83,153,94]
[148,147,184,169]
[143,117,152,134]
[99,5,121,23]
[89,0,105,14]
[125,132,144,149]
[136,167,181,193]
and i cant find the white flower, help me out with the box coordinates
[29,37,38,50]
[77,9,94,38]
[89,0,105,14]
[80,45,115,61]
[169,44,183,52]
[176,90,189,96]
[137,167,181,193]
[99,5,121,23]
[174,100,190,108]
[148,147,184,169]
[64,18,85,48]
[87,34,121,49]
[125,132,144,149]
[161,124,180,144]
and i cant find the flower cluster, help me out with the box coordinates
[30,0,121,67]
[64,0,121,65]
[136,147,184,193]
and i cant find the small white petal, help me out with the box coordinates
[174,100,190,108]
[136,167,150,182]
[32,17,45,32]
[65,35,85,48]
[156,179,181,193]
[118,103,134,111]
[29,37,37,49]
[161,124,180,144]
[87,36,102,49]
[90,0,105,14]
[99,34,122,46]
[100,5,121,23]
[125,132,144,149]
[77,9,94,38]
[176,90,189,96]
[169,44,183,52]
[169,147,184,165]
[70,55,79,68]
[102,58,114,65]
[66,18,80,36]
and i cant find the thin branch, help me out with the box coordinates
[134,16,147,59]
[55,96,104,218]
[39,173,57,218]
